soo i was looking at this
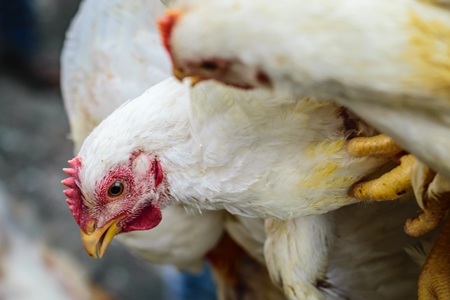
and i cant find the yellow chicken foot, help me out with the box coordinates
[417,216,450,300]
[347,134,404,158]
[348,134,413,201]
[404,192,450,237]
[350,154,416,201]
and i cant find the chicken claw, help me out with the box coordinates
[417,216,450,300]
[404,193,450,237]
[350,154,416,201]
[406,163,450,237]
[406,162,450,299]
[348,134,414,201]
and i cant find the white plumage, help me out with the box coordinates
[62,0,440,299]
[61,1,284,298]
[61,0,224,273]
[166,0,450,179]
[62,0,171,153]
[76,75,432,299]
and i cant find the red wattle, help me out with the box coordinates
[121,204,162,233]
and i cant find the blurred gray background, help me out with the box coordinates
[0,0,178,299]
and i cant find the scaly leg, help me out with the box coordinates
[404,192,450,237]
[406,165,450,300]
[348,134,415,201]
[417,216,450,300]
[347,134,403,158]
[351,154,416,201]
[347,134,415,201]
[405,172,450,237]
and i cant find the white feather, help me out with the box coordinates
[170,0,450,178]
[61,0,171,152]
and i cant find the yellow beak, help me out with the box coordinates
[172,66,203,87]
[80,218,123,259]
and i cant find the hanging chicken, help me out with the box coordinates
[63,68,440,299]
[61,0,443,299]
[158,1,450,298]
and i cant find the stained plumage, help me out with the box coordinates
[61,0,444,299]
[163,0,450,178]
[161,2,450,297]
[67,74,435,299]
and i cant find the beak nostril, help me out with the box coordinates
[86,220,96,234]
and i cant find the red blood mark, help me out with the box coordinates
[157,9,183,58]
[130,151,163,189]
[153,159,164,189]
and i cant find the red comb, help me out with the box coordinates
[157,9,183,58]
[61,157,85,225]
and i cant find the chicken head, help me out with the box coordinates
[62,153,164,258]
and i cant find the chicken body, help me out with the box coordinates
[73,77,395,299]
[72,92,433,297]
[163,3,450,296]
[62,0,171,153]
[78,78,385,220]
[62,1,433,299]
[166,0,450,179]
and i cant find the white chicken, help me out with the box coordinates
[61,0,171,152]
[162,0,450,178]
[63,72,428,299]
[161,1,450,297]
[61,1,283,298]
[162,0,450,210]
[61,1,442,299]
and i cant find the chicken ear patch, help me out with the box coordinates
[130,152,164,190]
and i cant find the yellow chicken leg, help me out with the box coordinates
[350,154,416,201]
[348,134,414,201]
[347,134,404,158]
[417,216,450,300]
[406,170,450,237]
[404,194,450,237]
[406,161,450,299]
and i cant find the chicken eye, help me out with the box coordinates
[200,61,218,71]
[108,181,124,198]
